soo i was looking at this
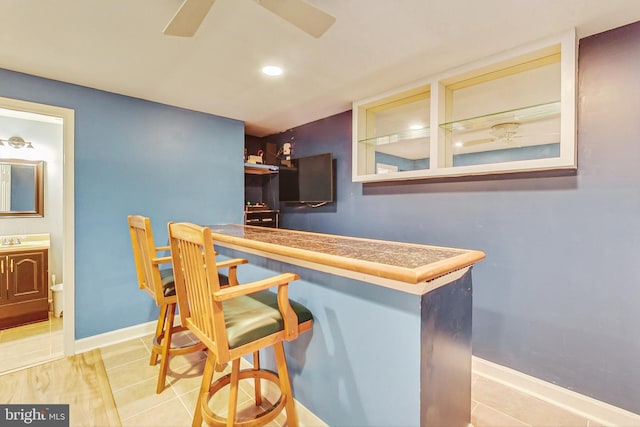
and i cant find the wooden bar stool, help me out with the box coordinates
[168,222,313,427]
[128,215,247,393]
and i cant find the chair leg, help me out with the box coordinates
[227,359,241,427]
[156,302,175,394]
[150,304,169,366]
[253,351,262,406]
[193,350,217,427]
[274,342,298,427]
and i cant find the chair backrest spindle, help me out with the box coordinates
[169,222,228,355]
[128,215,166,304]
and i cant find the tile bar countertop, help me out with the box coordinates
[208,224,485,294]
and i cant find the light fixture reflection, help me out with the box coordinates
[0,136,34,149]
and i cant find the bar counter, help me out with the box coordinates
[210,224,485,427]
[209,224,485,294]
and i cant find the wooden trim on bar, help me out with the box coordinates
[209,225,484,285]
[210,225,482,295]
[215,240,471,295]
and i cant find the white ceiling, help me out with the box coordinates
[2,0,640,137]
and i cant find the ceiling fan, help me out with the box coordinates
[163,0,336,38]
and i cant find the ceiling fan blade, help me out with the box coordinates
[256,0,336,38]
[163,0,216,37]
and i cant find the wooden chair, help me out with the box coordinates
[128,215,247,394]
[168,222,313,427]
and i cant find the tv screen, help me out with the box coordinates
[278,167,299,202]
[279,152,334,203]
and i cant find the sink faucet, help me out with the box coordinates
[1,237,21,246]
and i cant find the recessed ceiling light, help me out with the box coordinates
[262,65,283,76]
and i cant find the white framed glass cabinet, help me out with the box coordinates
[352,30,576,183]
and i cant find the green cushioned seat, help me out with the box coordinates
[223,290,313,349]
[159,268,176,297]
[160,268,229,297]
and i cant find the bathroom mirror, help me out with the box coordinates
[0,159,44,217]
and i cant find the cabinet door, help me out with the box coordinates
[0,257,7,303]
[7,251,47,303]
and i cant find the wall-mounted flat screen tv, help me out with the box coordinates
[279,152,334,203]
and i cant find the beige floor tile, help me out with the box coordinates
[1,320,50,342]
[51,338,64,354]
[169,358,237,396]
[239,377,283,405]
[182,387,283,427]
[3,335,57,357]
[112,376,179,420]
[0,316,63,374]
[208,384,253,418]
[106,358,161,392]
[3,350,63,373]
[178,375,253,417]
[50,316,63,332]
[138,333,155,353]
[171,329,200,346]
[473,376,589,426]
[100,338,151,372]
[168,347,208,369]
[121,396,193,427]
[165,357,207,395]
[180,389,201,417]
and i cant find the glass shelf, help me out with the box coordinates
[358,127,430,146]
[439,101,560,133]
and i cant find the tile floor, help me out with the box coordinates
[99,332,596,427]
[100,331,290,426]
[470,375,598,427]
[0,313,63,374]
[0,321,601,426]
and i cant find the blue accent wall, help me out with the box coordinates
[453,143,560,166]
[374,152,429,171]
[265,21,640,414]
[0,69,244,339]
[374,143,560,171]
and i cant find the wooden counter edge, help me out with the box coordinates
[210,226,486,284]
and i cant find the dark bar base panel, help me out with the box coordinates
[421,269,473,426]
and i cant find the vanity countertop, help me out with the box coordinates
[0,233,50,252]
[208,224,485,287]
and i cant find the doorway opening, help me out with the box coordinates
[0,96,75,373]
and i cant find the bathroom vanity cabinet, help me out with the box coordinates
[0,247,49,329]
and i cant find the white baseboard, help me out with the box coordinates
[473,356,640,426]
[74,320,157,354]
